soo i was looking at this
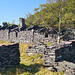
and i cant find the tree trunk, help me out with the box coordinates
[57,13,61,44]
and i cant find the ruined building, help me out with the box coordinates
[0,18,75,44]
[0,18,75,75]
[0,18,57,44]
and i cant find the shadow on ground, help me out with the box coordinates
[0,63,43,75]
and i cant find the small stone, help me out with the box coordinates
[31,58,34,62]
[64,74,68,75]
[28,53,33,56]
[26,68,31,71]
[47,66,57,72]
[55,66,61,72]
[65,70,72,75]
[47,67,53,70]
[38,56,42,59]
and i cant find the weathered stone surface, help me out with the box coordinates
[0,18,75,75]
[43,42,75,75]
[0,43,20,70]
[26,43,45,54]
[26,41,75,75]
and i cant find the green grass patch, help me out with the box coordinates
[0,40,11,45]
[45,43,52,46]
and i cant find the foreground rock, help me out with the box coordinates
[43,41,75,75]
[26,41,75,75]
[0,43,20,70]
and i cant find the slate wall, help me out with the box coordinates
[3,29,9,41]
[0,30,3,40]
[26,42,75,75]
[9,31,18,42]
[2,29,50,44]
[0,26,75,44]
[0,43,20,70]
[43,42,75,66]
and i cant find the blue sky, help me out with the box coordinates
[0,0,46,25]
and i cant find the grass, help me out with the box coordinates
[45,42,52,46]
[0,40,11,45]
[0,41,64,75]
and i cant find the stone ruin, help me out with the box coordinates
[0,18,59,44]
[43,41,75,66]
[19,18,27,28]
[0,18,75,44]
[26,41,75,75]
[2,22,8,27]
[0,43,20,70]
[0,18,75,75]
[26,43,45,54]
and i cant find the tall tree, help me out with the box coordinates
[46,0,68,43]
[25,0,75,42]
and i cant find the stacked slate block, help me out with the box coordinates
[43,45,58,66]
[0,30,3,40]
[18,30,33,44]
[33,33,45,44]
[9,31,18,42]
[0,22,9,41]
[2,29,9,41]
[26,46,37,54]
[26,43,45,54]
[0,43,20,70]
[43,43,73,66]
[43,41,75,75]
[0,18,75,44]
[56,62,75,75]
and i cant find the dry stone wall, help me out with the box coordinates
[0,29,9,41]
[43,42,75,66]
[0,30,3,40]
[18,31,33,43]
[3,29,9,41]
[0,18,75,44]
[26,41,75,75]
[0,43,20,70]
[0,27,54,44]
[9,31,18,42]
[43,42,75,75]
[26,43,45,54]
